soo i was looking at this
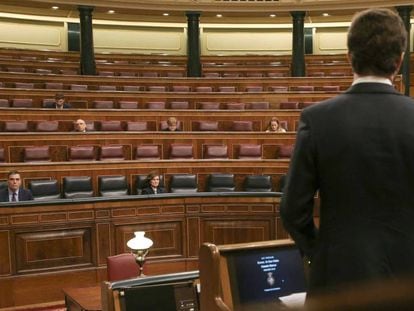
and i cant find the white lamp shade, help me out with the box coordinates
[127,231,153,250]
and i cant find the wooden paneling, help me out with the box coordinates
[0,193,282,307]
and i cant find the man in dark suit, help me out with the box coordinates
[44,93,71,109]
[280,8,414,296]
[0,170,33,202]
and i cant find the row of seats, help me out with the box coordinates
[0,143,294,162]
[11,174,281,201]
[0,98,320,110]
[2,82,341,93]
[0,120,280,132]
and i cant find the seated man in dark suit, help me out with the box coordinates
[0,170,33,202]
[45,93,72,109]
[141,172,166,195]
[162,117,181,132]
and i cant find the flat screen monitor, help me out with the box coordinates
[225,243,306,310]
[110,270,199,311]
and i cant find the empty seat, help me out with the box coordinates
[99,145,125,161]
[198,102,220,110]
[147,101,166,109]
[321,85,340,92]
[147,86,166,92]
[204,145,228,159]
[119,101,138,109]
[12,99,33,108]
[6,67,25,73]
[198,121,219,131]
[63,176,93,198]
[278,144,294,158]
[42,98,56,108]
[279,102,299,109]
[195,86,213,92]
[119,72,136,77]
[169,144,194,159]
[4,120,29,132]
[309,71,325,77]
[60,69,78,75]
[245,86,264,92]
[126,121,148,131]
[35,120,59,132]
[172,85,191,92]
[98,71,115,77]
[218,86,236,92]
[231,121,253,131]
[203,72,220,78]
[24,146,50,162]
[225,103,245,110]
[222,73,240,78]
[169,174,198,193]
[98,175,128,197]
[36,68,52,74]
[243,175,272,192]
[107,253,140,281]
[0,99,9,107]
[167,72,184,77]
[14,82,34,89]
[269,86,288,92]
[300,101,317,109]
[93,100,114,109]
[238,144,262,159]
[100,121,123,131]
[246,72,264,77]
[170,101,189,109]
[123,85,142,91]
[267,72,286,77]
[98,85,117,91]
[328,71,348,76]
[293,85,315,92]
[68,146,96,161]
[141,72,159,77]
[135,145,160,160]
[28,179,61,201]
[248,102,270,109]
[45,82,63,89]
[70,84,88,91]
[206,173,235,192]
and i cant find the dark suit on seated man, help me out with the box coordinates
[0,171,33,202]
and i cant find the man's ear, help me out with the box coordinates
[395,52,405,73]
[346,52,351,63]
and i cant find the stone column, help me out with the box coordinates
[78,6,96,75]
[290,11,306,77]
[186,12,201,77]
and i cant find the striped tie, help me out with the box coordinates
[11,192,17,202]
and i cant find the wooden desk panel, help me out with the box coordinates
[64,286,102,311]
[0,193,283,307]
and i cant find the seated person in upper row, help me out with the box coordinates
[163,117,181,131]
[73,119,87,132]
[45,93,72,109]
[265,117,286,133]
[0,170,33,202]
[141,172,166,195]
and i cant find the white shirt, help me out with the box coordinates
[352,76,393,86]
[8,189,19,202]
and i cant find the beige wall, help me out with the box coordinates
[0,17,67,51]
[0,14,411,55]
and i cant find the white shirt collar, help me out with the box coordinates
[352,76,393,86]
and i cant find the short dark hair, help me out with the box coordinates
[347,8,407,77]
[55,93,65,100]
[8,170,20,178]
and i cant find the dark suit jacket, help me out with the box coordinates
[0,188,34,202]
[141,187,165,195]
[44,102,72,109]
[280,82,414,294]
